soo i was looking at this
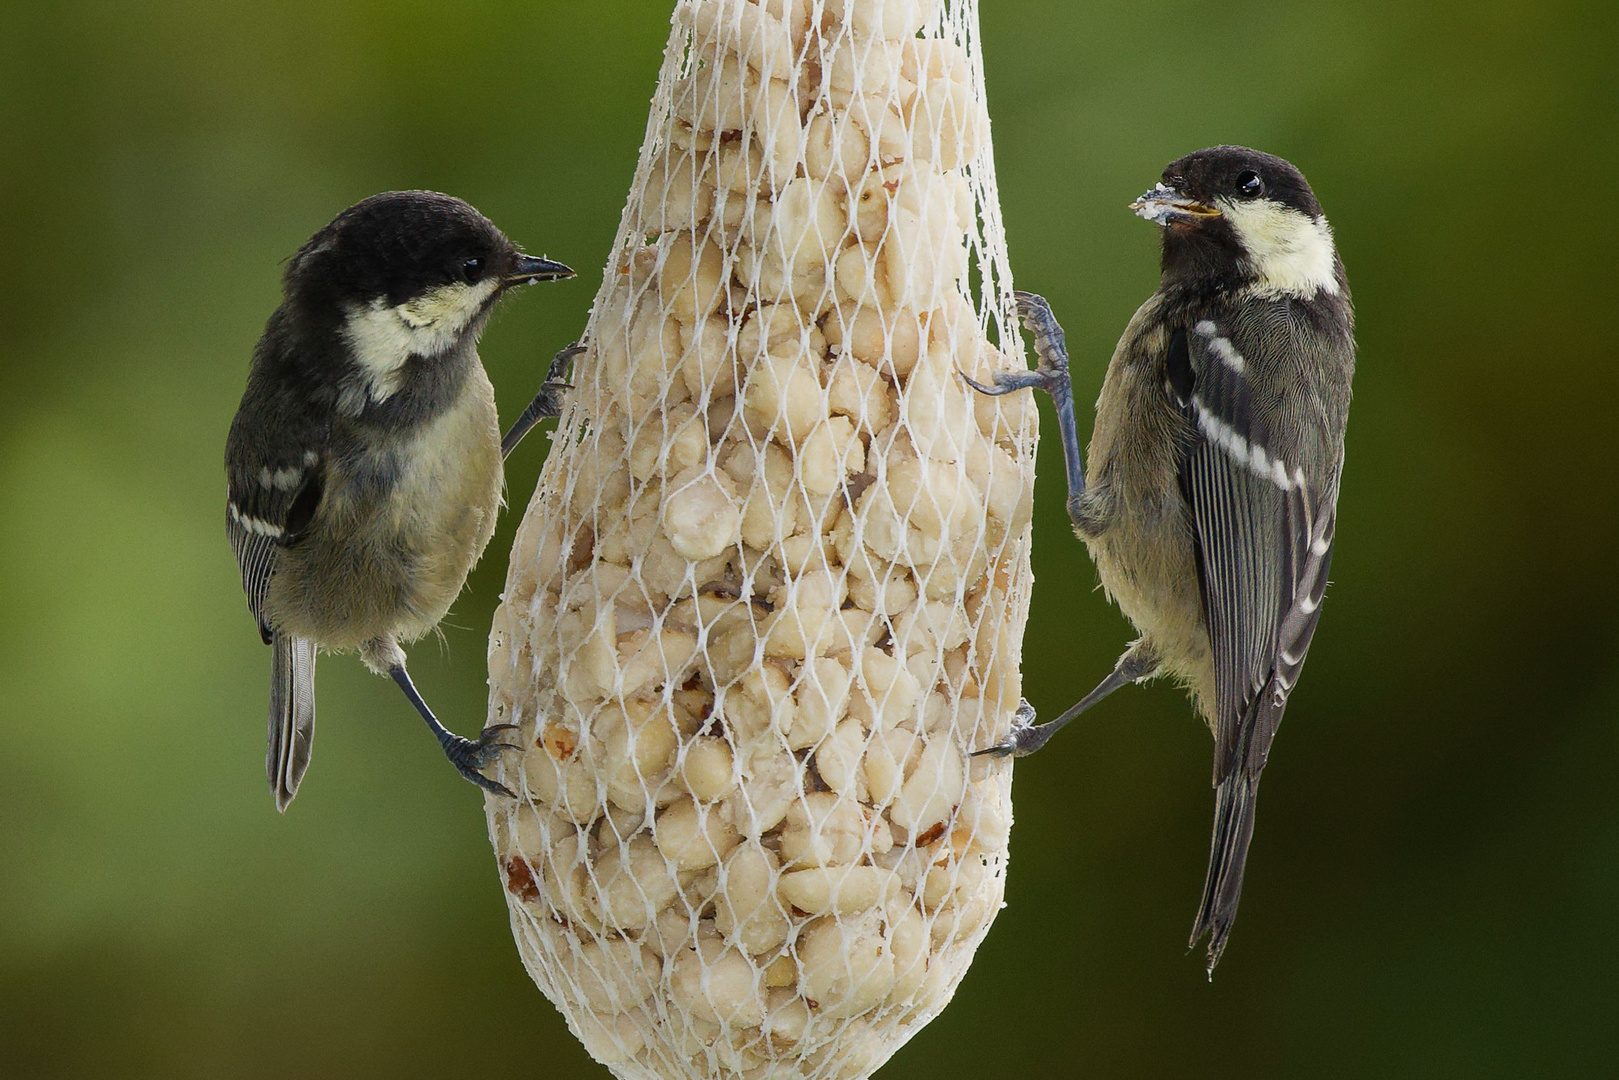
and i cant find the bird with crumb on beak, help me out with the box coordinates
[967,146,1355,972]
[226,190,580,812]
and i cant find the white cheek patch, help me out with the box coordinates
[341,279,499,405]
[1219,198,1340,300]
[398,279,500,332]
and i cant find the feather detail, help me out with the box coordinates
[1176,314,1345,970]
[267,634,317,812]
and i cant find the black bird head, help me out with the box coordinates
[1133,146,1341,300]
[282,190,573,359]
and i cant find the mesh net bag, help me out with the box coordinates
[486,2,1036,1076]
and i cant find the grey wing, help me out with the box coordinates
[225,442,325,810]
[226,508,280,644]
[1172,319,1339,969]
[1175,325,1334,778]
[225,452,324,641]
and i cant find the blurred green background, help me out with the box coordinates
[2,0,1616,1076]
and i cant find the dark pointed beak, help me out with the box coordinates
[1131,183,1222,226]
[503,254,575,286]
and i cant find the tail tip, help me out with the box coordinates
[1188,919,1231,978]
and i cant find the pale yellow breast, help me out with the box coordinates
[387,364,503,637]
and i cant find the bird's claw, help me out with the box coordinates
[443,724,522,798]
[972,699,1040,758]
[501,341,589,458]
[1013,290,1063,345]
[961,367,1064,398]
[531,341,587,420]
[547,340,587,379]
[1014,291,1071,380]
[961,292,1071,400]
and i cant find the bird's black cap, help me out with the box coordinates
[1134,146,1336,296]
[284,191,572,311]
[1161,146,1322,219]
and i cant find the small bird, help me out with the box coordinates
[967,146,1355,972]
[226,190,578,812]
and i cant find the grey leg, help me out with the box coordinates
[974,640,1160,758]
[962,292,1087,521]
[389,663,520,797]
[502,340,586,459]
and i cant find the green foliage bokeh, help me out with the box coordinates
[1,1,1616,1076]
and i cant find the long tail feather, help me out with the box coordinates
[267,634,317,812]
[1189,770,1259,975]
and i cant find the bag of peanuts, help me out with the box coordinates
[486,2,1037,1077]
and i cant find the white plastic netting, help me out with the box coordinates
[486,2,1036,1077]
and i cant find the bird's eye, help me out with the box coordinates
[1237,171,1264,199]
[461,257,484,284]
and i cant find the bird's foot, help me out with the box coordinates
[533,341,586,417]
[501,341,588,458]
[960,366,1062,398]
[971,699,1052,759]
[1014,290,1068,367]
[961,292,1072,401]
[441,723,521,797]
